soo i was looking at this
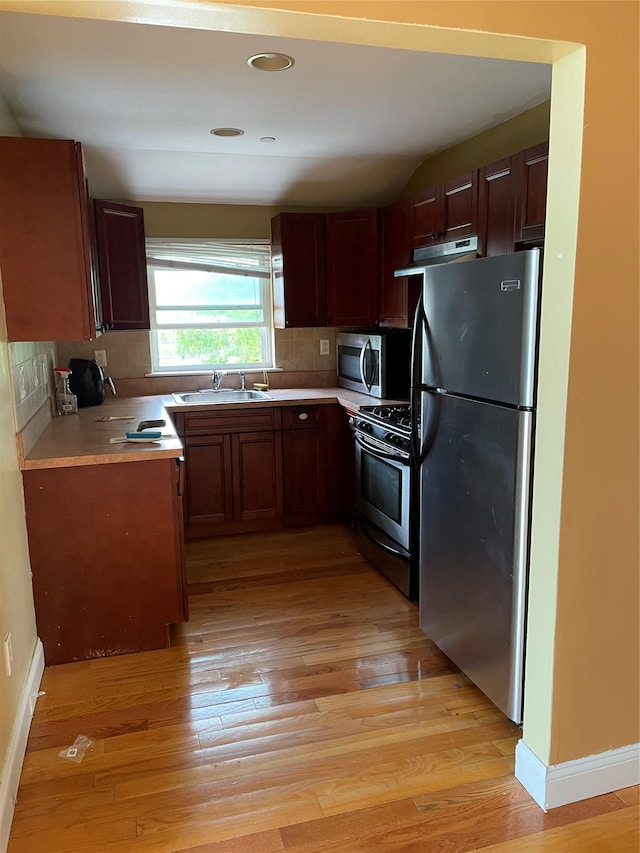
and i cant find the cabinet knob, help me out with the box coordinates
[298,412,309,421]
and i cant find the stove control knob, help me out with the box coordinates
[385,432,397,445]
[359,421,373,433]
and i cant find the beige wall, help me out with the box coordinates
[0,274,38,778]
[2,0,638,780]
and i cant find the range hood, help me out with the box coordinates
[395,235,478,277]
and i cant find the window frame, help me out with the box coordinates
[145,239,274,374]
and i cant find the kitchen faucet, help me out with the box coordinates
[212,370,245,390]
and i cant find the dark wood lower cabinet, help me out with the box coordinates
[184,434,234,531]
[282,412,327,525]
[22,458,186,665]
[234,431,283,524]
[179,407,284,538]
[180,404,341,537]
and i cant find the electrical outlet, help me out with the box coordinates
[319,339,330,356]
[4,632,13,677]
[94,349,107,368]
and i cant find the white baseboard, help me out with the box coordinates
[515,737,640,811]
[0,639,44,853]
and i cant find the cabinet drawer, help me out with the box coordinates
[183,407,281,435]
[282,405,325,430]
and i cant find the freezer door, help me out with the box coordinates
[420,249,540,407]
[419,391,533,723]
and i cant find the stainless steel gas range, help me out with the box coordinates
[354,404,418,600]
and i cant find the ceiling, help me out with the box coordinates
[0,11,552,208]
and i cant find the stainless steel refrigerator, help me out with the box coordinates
[411,249,541,724]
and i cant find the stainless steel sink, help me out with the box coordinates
[172,389,271,405]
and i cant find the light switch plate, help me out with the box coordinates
[319,339,330,356]
[94,349,107,368]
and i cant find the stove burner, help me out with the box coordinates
[360,404,413,432]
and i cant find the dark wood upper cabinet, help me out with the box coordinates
[411,185,444,248]
[93,199,150,331]
[477,157,518,257]
[442,171,478,242]
[325,207,378,327]
[378,198,419,329]
[271,212,326,328]
[514,141,549,244]
[411,171,478,248]
[0,136,101,341]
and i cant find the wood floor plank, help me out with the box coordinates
[479,803,639,851]
[8,526,636,853]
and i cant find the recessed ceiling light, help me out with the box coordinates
[260,136,276,143]
[247,53,295,72]
[210,127,244,137]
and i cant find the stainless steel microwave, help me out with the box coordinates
[336,331,411,399]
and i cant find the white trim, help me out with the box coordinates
[0,639,44,853]
[515,737,640,811]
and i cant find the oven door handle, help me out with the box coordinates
[355,432,410,465]
[359,520,409,561]
[359,339,373,392]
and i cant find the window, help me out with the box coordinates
[146,239,273,372]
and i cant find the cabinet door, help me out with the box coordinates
[442,171,478,242]
[515,141,549,244]
[282,405,328,524]
[477,157,517,257]
[378,199,419,329]
[233,431,283,523]
[23,459,183,665]
[271,212,326,328]
[282,428,326,523]
[325,208,378,327]
[184,434,233,533]
[411,185,444,248]
[0,137,100,341]
[94,199,150,331]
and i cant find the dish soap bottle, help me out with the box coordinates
[54,367,78,415]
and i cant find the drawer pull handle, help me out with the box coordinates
[298,413,309,421]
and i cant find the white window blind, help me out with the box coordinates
[146,238,274,373]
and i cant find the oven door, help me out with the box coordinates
[355,431,411,550]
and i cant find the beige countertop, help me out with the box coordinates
[21,387,408,470]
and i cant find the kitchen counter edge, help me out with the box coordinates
[20,388,405,470]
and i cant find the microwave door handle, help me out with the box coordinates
[359,338,373,392]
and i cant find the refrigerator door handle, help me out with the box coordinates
[418,390,441,466]
[411,294,426,464]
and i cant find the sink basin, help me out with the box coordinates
[172,389,271,405]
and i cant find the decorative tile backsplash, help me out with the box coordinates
[56,327,337,378]
[9,341,56,432]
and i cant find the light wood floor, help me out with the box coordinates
[8,525,639,852]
